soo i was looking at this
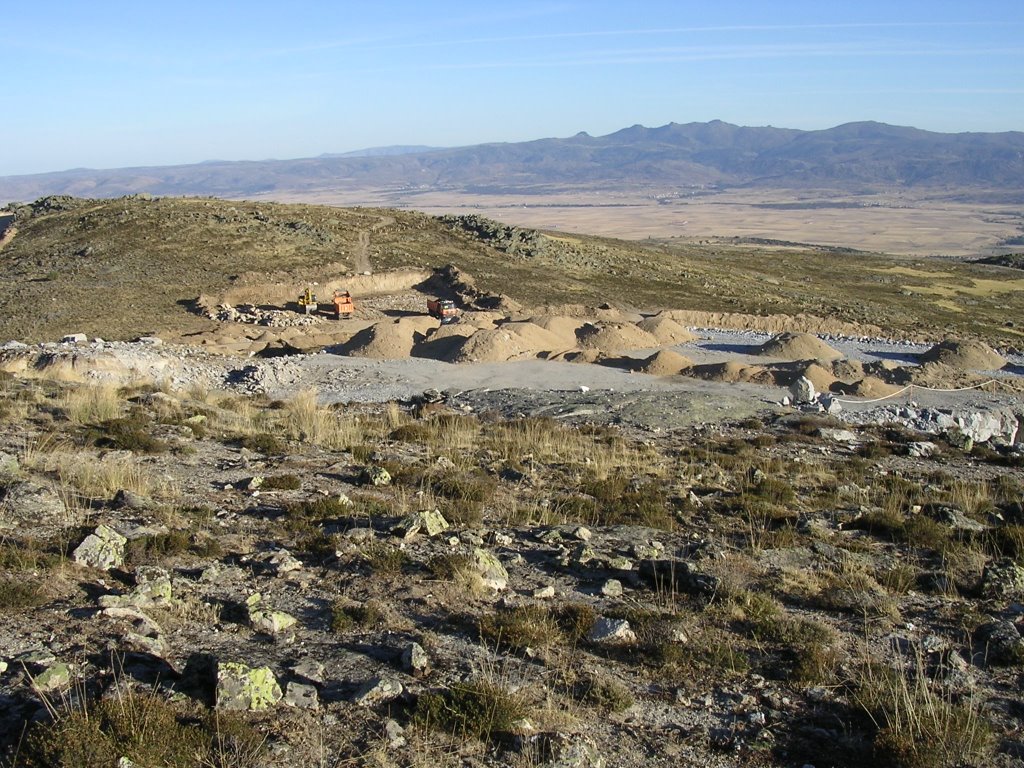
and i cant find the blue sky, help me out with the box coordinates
[1,0,1022,176]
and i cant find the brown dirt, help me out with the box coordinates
[688,360,772,384]
[636,314,698,344]
[756,332,844,362]
[638,348,694,375]
[919,339,1007,370]
[575,322,660,352]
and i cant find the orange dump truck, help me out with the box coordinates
[332,290,355,319]
[427,298,460,324]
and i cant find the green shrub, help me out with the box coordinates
[260,473,301,491]
[414,680,530,742]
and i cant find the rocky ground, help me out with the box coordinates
[0,324,1022,768]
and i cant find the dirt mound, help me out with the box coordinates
[688,361,771,384]
[461,311,504,329]
[832,359,866,381]
[756,332,844,362]
[660,309,885,338]
[636,315,697,344]
[446,322,564,363]
[342,316,437,359]
[639,349,694,375]
[919,339,1007,370]
[575,322,660,352]
[523,315,587,343]
[833,377,906,399]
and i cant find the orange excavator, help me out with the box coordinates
[331,290,355,319]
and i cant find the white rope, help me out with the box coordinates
[829,378,1002,404]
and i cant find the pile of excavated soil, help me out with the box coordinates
[576,322,660,352]
[342,316,437,359]
[638,348,694,375]
[833,377,906,399]
[688,361,772,384]
[919,339,1007,370]
[756,332,844,362]
[445,322,564,363]
[461,311,505,329]
[793,362,838,391]
[636,315,698,344]
[522,314,587,344]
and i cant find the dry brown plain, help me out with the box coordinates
[259,186,1023,258]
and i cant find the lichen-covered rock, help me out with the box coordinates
[975,620,1024,665]
[284,681,319,709]
[473,548,509,591]
[73,524,127,570]
[360,465,392,486]
[245,593,297,635]
[216,662,283,711]
[353,675,403,706]
[401,642,429,676]
[588,617,637,645]
[33,662,72,693]
[393,508,450,539]
[981,558,1024,599]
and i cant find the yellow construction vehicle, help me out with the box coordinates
[298,287,318,315]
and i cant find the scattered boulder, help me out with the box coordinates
[353,676,404,707]
[284,682,319,709]
[975,620,1024,665]
[32,662,73,693]
[73,524,127,570]
[246,594,297,635]
[789,376,816,405]
[588,617,637,645]
[360,466,392,486]
[393,508,450,539]
[981,558,1024,600]
[401,642,429,676]
[216,662,283,711]
[473,548,509,591]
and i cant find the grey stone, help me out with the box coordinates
[73,524,127,570]
[216,662,283,711]
[33,662,73,693]
[0,451,19,479]
[473,548,509,591]
[975,620,1024,665]
[284,682,319,709]
[393,508,450,539]
[360,466,391,486]
[600,579,624,597]
[790,376,816,405]
[982,558,1024,599]
[61,333,87,344]
[533,585,556,599]
[819,428,859,444]
[401,642,429,676]
[292,659,325,684]
[385,719,406,748]
[353,675,403,706]
[908,441,939,458]
[588,617,636,645]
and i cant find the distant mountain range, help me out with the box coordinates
[2,120,1023,203]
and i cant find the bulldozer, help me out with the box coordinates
[331,290,355,319]
[427,298,460,324]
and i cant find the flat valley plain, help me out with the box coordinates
[261,186,1024,259]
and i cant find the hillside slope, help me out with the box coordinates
[1,195,1023,346]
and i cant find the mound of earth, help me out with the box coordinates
[575,322,660,352]
[786,362,837,391]
[638,349,694,375]
[340,316,437,359]
[521,314,587,344]
[688,361,772,384]
[832,377,907,399]
[756,332,844,362]
[919,339,1007,370]
[446,322,565,363]
[636,315,698,344]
